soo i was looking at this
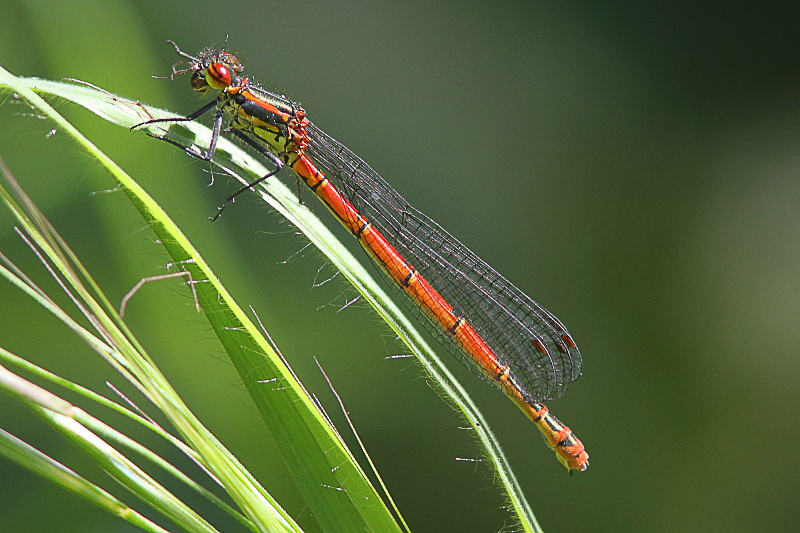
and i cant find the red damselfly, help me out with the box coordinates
[134,41,588,471]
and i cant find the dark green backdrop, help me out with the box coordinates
[1,1,798,531]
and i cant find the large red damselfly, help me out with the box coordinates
[134,41,588,471]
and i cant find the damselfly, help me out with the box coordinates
[135,41,588,471]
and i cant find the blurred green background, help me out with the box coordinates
[1,1,798,531]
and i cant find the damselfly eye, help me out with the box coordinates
[205,62,233,89]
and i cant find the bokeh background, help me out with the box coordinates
[1,1,798,531]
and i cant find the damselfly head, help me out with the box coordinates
[190,49,244,94]
[158,41,244,95]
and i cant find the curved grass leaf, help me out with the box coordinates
[0,66,541,533]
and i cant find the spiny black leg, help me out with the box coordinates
[209,165,283,221]
[145,133,205,159]
[146,131,284,221]
[130,99,218,131]
[229,129,284,169]
[209,130,286,221]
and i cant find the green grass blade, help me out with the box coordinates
[0,164,300,531]
[1,67,542,532]
[0,363,219,533]
[0,344,258,532]
[0,67,405,532]
[0,426,170,533]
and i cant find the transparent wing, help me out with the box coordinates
[305,122,581,401]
